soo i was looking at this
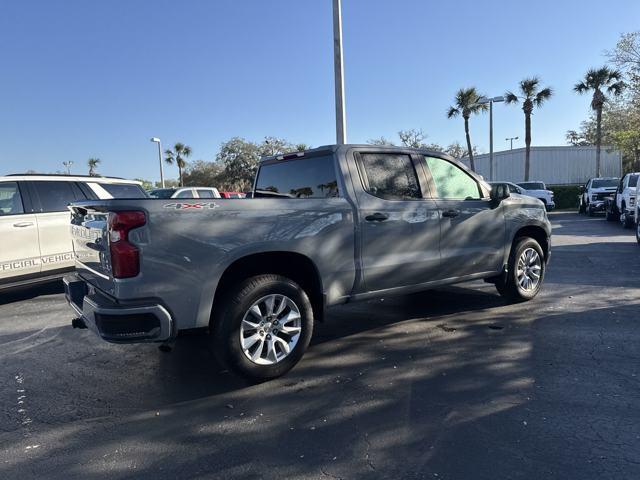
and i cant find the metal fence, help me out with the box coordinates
[460,146,622,185]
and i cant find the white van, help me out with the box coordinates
[0,174,146,290]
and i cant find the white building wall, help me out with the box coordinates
[460,146,622,185]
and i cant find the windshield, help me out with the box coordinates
[630,175,639,188]
[148,188,176,199]
[518,182,546,190]
[591,179,619,188]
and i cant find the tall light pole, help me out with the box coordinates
[506,136,519,150]
[63,161,73,175]
[333,0,347,144]
[476,96,504,181]
[150,137,165,188]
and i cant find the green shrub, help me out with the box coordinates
[549,184,581,210]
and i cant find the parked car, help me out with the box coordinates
[0,174,146,290]
[490,181,528,195]
[578,177,619,216]
[220,191,246,199]
[516,181,555,211]
[603,172,638,228]
[64,145,552,380]
[148,187,221,199]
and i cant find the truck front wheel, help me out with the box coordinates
[211,274,314,381]
[495,237,546,302]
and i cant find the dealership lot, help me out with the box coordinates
[0,212,639,479]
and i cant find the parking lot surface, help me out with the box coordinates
[1,211,639,479]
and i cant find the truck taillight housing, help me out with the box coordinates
[108,211,146,279]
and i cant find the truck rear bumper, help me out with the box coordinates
[64,274,174,343]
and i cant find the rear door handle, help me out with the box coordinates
[442,209,460,218]
[13,222,34,228]
[365,212,389,222]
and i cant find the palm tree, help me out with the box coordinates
[164,142,192,186]
[87,158,101,176]
[447,88,487,171]
[574,67,625,177]
[505,78,553,181]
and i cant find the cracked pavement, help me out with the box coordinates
[0,212,639,479]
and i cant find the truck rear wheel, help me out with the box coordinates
[211,274,313,381]
[495,237,545,302]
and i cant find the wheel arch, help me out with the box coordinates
[210,252,324,327]
[512,225,550,261]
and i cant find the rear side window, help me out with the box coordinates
[176,189,194,198]
[197,189,215,198]
[358,153,421,200]
[629,175,639,188]
[425,156,481,200]
[255,155,339,198]
[99,183,147,198]
[30,181,83,213]
[0,182,24,215]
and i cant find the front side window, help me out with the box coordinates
[30,181,80,213]
[629,175,639,188]
[358,153,421,200]
[255,155,339,198]
[0,182,24,215]
[425,156,481,200]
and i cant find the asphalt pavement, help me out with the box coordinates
[1,211,639,479]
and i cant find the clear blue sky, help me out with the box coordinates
[1,0,639,182]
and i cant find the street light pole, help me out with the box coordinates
[150,137,165,188]
[506,136,519,150]
[476,96,504,181]
[332,0,347,144]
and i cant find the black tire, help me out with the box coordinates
[605,206,616,221]
[211,274,313,381]
[587,205,595,217]
[621,205,634,229]
[495,237,546,302]
[636,220,640,245]
[578,199,586,214]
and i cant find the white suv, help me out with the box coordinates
[0,174,146,290]
[148,187,221,199]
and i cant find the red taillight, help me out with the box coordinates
[108,211,146,279]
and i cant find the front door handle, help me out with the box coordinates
[365,212,389,222]
[13,222,34,228]
[442,209,460,218]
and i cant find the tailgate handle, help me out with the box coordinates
[442,209,460,218]
[365,212,389,222]
[13,222,34,228]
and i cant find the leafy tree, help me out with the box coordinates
[215,137,262,191]
[574,67,625,176]
[134,178,154,190]
[447,88,487,171]
[443,141,479,159]
[398,129,428,148]
[260,137,294,157]
[505,78,553,181]
[87,158,101,176]
[606,31,640,92]
[182,160,225,187]
[565,130,592,146]
[367,136,396,146]
[164,142,192,187]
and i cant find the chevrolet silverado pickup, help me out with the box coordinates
[64,145,552,380]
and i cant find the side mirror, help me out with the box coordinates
[490,184,510,204]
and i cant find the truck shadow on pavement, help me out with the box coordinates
[3,297,639,479]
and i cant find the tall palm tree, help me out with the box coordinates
[574,67,625,177]
[87,158,101,176]
[164,142,192,187]
[505,78,553,181]
[447,88,487,171]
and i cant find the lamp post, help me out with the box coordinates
[333,0,347,144]
[62,161,73,175]
[506,136,519,150]
[476,96,504,181]
[150,137,165,188]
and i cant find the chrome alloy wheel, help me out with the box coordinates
[239,294,302,365]
[516,248,542,291]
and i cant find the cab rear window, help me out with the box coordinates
[100,183,147,198]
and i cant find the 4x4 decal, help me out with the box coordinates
[163,202,220,210]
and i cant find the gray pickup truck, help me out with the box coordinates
[64,145,551,380]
